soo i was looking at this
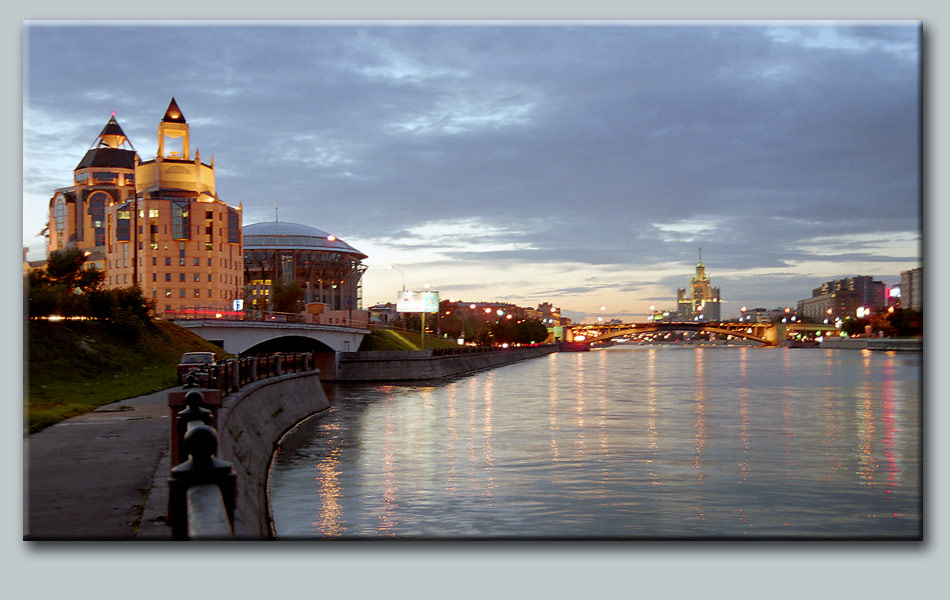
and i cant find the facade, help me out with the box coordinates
[48,115,138,272]
[797,291,862,323]
[811,276,886,310]
[900,268,922,311]
[242,221,367,316]
[676,249,721,321]
[797,275,888,322]
[47,100,244,316]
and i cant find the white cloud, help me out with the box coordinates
[651,218,722,243]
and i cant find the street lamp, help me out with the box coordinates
[387,265,406,291]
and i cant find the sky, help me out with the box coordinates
[22,21,922,322]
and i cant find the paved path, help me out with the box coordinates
[24,388,175,540]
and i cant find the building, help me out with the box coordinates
[103,99,244,316]
[676,248,721,321]
[811,276,886,311]
[900,268,922,311]
[242,221,368,323]
[48,114,138,272]
[797,275,888,322]
[797,291,861,323]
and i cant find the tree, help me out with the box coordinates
[270,280,305,313]
[27,249,104,318]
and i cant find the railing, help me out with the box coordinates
[166,308,370,329]
[167,352,318,539]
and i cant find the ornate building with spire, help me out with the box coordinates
[48,99,244,316]
[47,114,138,271]
[676,248,721,321]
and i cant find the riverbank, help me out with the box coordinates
[820,337,922,351]
[329,344,558,381]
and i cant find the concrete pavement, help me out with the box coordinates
[24,387,175,540]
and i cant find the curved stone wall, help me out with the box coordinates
[215,371,329,538]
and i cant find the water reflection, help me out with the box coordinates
[270,347,922,539]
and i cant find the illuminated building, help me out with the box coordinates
[105,99,243,315]
[242,221,367,318]
[48,99,244,316]
[811,276,885,310]
[676,248,721,321]
[47,114,138,272]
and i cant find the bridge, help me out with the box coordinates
[564,321,839,346]
[170,319,369,355]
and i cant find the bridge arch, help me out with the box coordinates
[242,335,336,356]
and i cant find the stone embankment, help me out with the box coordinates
[330,344,558,381]
[820,337,922,351]
[214,371,329,538]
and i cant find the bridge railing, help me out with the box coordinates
[167,308,370,329]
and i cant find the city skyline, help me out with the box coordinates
[23,22,921,322]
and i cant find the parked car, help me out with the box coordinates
[177,351,216,385]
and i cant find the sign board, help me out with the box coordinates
[397,289,439,313]
[232,299,244,311]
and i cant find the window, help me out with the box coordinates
[165,289,172,298]
[194,289,201,298]
[116,202,131,241]
[208,274,212,282]
[152,289,157,298]
[165,273,171,282]
[172,201,191,240]
[150,242,158,250]
[194,274,200,282]
[179,273,185,282]
[179,289,186,298]
[228,207,240,244]
[165,257,171,266]
[149,208,159,218]
[208,289,212,298]
[152,257,157,266]
[193,257,200,266]
[152,273,157,282]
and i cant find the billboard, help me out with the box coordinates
[397,289,439,313]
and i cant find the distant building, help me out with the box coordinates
[798,291,861,323]
[242,221,367,317]
[798,275,887,322]
[900,268,922,311]
[812,276,886,310]
[676,248,721,321]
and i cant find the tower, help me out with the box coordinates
[47,114,138,271]
[678,248,721,321]
[103,99,243,316]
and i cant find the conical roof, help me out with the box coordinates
[162,97,186,123]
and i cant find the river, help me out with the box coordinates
[268,345,922,539]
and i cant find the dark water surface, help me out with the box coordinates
[268,346,922,539]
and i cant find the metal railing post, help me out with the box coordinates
[168,423,236,540]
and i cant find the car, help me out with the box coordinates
[177,352,216,385]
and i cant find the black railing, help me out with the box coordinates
[168,353,318,539]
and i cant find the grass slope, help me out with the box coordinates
[358,329,461,351]
[25,319,228,434]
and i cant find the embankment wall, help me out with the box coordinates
[332,345,557,381]
[820,338,922,351]
[215,371,329,538]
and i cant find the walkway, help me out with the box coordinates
[24,388,174,540]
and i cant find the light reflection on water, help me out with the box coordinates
[269,346,922,539]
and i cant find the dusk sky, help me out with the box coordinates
[22,22,921,322]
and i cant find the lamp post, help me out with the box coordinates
[387,264,406,291]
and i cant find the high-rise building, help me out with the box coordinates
[900,268,922,311]
[47,99,244,316]
[811,276,886,310]
[676,248,721,321]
